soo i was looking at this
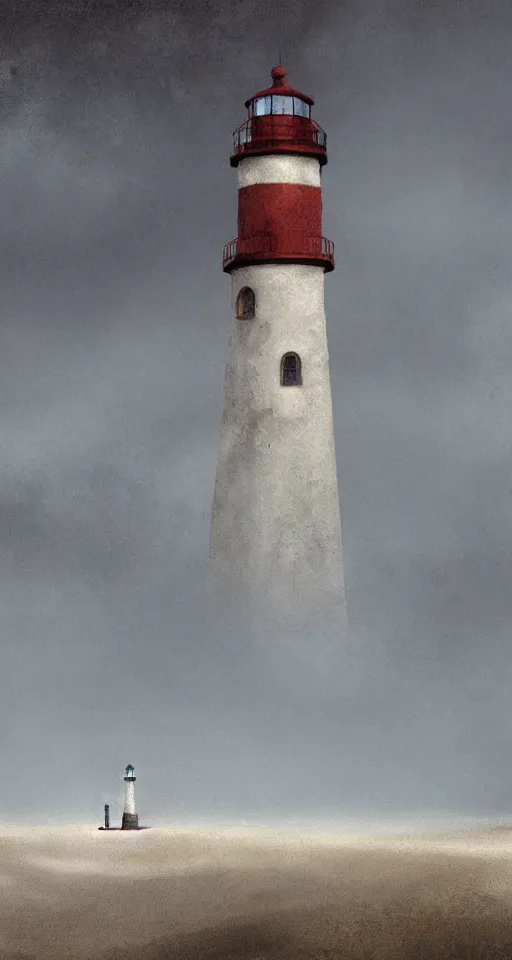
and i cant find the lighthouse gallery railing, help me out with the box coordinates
[222,235,335,271]
[232,117,327,154]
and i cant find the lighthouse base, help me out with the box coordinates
[121,813,139,830]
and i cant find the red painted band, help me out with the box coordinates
[238,183,322,243]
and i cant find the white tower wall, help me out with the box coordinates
[211,211,345,612]
[123,780,136,816]
[237,154,321,188]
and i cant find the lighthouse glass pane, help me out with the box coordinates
[271,95,293,115]
[293,97,310,118]
[253,96,271,116]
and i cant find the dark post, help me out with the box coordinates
[104,804,110,829]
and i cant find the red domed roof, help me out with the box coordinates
[244,65,314,108]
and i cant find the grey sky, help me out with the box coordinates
[1,0,512,825]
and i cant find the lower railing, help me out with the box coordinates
[222,235,335,271]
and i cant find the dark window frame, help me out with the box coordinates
[280,352,302,387]
[236,286,256,320]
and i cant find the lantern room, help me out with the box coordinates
[231,66,328,168]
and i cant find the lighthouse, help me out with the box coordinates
[121,764,139,830]
[210,66,346,621]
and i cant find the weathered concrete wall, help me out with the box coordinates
[210,260,345,619]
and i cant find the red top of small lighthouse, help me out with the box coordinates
[230,65,327,168]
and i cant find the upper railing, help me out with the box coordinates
[222,234,335,272]
[231,116,327,164]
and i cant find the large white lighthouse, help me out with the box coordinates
[210,66,346,621]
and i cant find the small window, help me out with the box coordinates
[236,286,255,320]
[280,352,302,386]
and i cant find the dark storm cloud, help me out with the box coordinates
[2,0,512,825]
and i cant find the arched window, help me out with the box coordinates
[280,352,302,387]
[236,286,255,320]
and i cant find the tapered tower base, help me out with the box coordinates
[210,262,346,622]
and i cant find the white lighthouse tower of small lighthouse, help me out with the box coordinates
[121,764,139,830]
[210,65,346,620]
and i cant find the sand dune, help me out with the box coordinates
[2,823,512,959]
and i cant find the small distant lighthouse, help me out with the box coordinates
[121,764,139,830]
[210,65,346,621]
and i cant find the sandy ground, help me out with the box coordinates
[3,823,512,959]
